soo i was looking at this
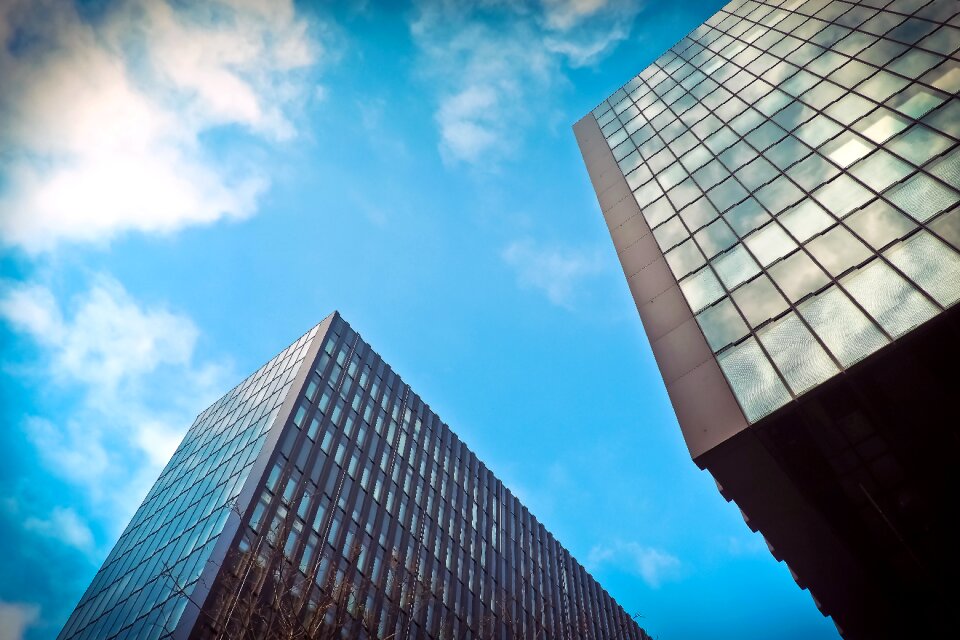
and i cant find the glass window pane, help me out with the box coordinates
[848,150,914,193]
[744,222,798,267]
[812,174,873,217]
[930,206,960,250]
[920,99,960,139]
[886,172,960,222]
[856,70,909,102]
[695,218,738,258]
[680,266,725,312]
[822,132,874,168]
[693,159,732,191]
[884,231,960,307]
[779,199,834,242]
[738,157,779,192]
[653,216,689,251]
[658,162,689,191]
[665,238,707,280]
[764,135,813,170]
[887,84,947,119]
[680,197,719,232]
[755,176,805,215]
[725,197,771,236]
[841,259,938,337]
[887,124,953,167]
[786,153,839,191]
[718,337,792,423]
[666,177,703,210]
[708,177,750,213]
[798,285,889,367]
[769,250,830,302]
[757,312,839,395]
[696,298,749,352]
[928,150,960,191]
[854,107,910,144]
[642,196,676,228]
[732,275,790,328]
[806,226,873,276]
[845,199,917,250]
[635,180,663,208]
[794,115,842,148]
[712,245,761,290]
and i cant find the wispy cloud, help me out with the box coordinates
[0,0,325,252]
[588,541,681,588]
[502,239,605,308]
[0,602,40,640]
[23,507,96,556]
[410,0,642,166]
[0,276,232,526]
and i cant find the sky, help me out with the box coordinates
[0,1,841,639]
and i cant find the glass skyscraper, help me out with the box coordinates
[576,0,959,638]
[59,312,648,640]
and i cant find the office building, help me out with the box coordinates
[575,0,959,637]
[59,312,648,640]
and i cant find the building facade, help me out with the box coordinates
[59,312,648,640]
[575,0,960,638]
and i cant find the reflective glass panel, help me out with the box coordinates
[806,226,873,276]
[769,250,830,302]
[695,218,738,258]
[731,275,790,328]
[779,199,834,241]
[718,337,792,422]
[665,238,707,280]
[798,285,889,367]
[884,231,960,307]
[845,200,917,250]
[713,245,762,290]
[696,298,750,352]
[757,312,839,395]
[841,259,938,337]
[680,266,725,313]
[744,223,798,267]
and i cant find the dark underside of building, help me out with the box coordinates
[701,302,960,638]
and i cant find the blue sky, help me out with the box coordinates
[0,1,840,638]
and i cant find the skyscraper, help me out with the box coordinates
[575,1,959,638]
[59,312,648,640]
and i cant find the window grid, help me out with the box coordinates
[592,0,960,421]
[205,315,647,640]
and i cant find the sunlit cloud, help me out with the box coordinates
[0,276,232,528]
[502,239,605,308]
[410,0,642,166]
[0,602,40,640]
[0,0,324,252]
[588,541,682,588]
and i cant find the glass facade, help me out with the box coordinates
[58,325,321,640]
[60,314,648,640]
[198,314,647,640]
[590,0,960,423]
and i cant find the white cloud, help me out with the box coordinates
[0,602,40,640]
[502,239,604,307]
[410,0,642,165]
[0,0,322,252]
[588,541,681,588]
[23,507,96,555]
[0,277,197,392]
[0,276,232,525]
